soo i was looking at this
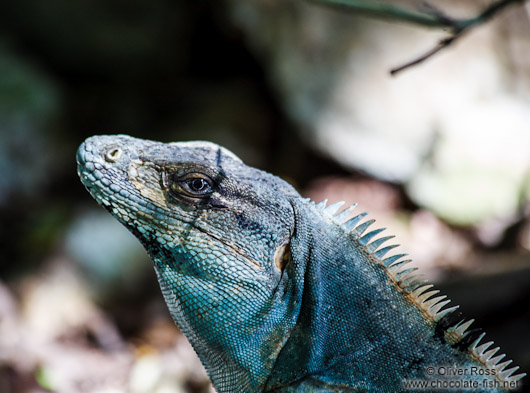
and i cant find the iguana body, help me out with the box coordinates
[77,135,525,392]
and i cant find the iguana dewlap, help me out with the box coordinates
[77,134,525,393]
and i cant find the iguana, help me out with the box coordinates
[76,134,525,392]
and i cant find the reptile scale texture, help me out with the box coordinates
[77,135,525,393]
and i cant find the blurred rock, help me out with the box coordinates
[0,261,132,393]
[19,259,123,349]
[226,0,530,224]
[129,335,210,393]
[0,281,20,365]
[65,208,151,296]
[304,177,400,214]
[303,176,472,278]
[407,97,530,225]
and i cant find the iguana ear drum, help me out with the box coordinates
[274,241,291,273]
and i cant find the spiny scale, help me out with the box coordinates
[333,204,357,223]
[450,319,475,338]
[433,305,459,321]
[312,199,526,383]
[487,354,505,368]
[480,346,499,363]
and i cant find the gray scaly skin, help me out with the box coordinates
[77,135,525,393]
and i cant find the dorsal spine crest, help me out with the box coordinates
[312,199,526,384]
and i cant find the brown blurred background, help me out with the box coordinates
[0,1,529,392]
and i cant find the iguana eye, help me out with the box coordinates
[184,177,212,194]
[166,172,215,201]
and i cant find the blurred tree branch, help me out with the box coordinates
[309,0,527,75]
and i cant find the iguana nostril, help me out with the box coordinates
[105,147,122,163]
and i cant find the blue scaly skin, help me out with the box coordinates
[77,135,525,392]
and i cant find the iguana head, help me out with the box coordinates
[77,134,301,391]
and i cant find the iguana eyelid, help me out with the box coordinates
[177,173,214,195]
[163,171,216,202]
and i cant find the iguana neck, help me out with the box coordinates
[150,243,303,393]
[265,201,453,392]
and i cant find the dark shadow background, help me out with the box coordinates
[0,1,528,392]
